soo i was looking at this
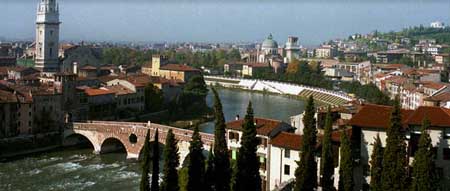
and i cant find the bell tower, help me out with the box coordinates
[35,0,60,75]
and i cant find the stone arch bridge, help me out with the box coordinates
[63,121,214,163]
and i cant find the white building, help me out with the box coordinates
[35,0,61,76]
[430,21,445,29]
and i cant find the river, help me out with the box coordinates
[0,88,305,191]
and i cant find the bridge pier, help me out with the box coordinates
[127,153,139,160]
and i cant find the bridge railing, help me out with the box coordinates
[71,121,215,145]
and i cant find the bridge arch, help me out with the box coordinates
[100,137,128,155]
[63,131,101,153]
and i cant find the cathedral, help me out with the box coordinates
[34,0,61,76]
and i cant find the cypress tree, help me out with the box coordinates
[295,96,318,191]
[320,107,335,191]
[235,102,261,191]
[161,129,180,191]
[369,134,383,191]
[187,126,205,191]
[151,129,160,191]
[141,130,151,191]
[381,97,408,191]
[411,118,438,191]
[204,148,215,191]
[212,88,231,191]
[338,130,353,191]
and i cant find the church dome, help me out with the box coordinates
[261,34,278,49]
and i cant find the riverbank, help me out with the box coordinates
[204,75,352,106]
[210,83,328,106]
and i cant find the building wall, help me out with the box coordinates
[269,146,300,190]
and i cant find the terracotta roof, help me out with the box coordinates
[84,88,115,96]
[104,85,134,95]
[424,92,450,102]
[405,106,450,127]
[80,65,97,70]
[160,64,199,72]
[421,81,447,90]
[0,89,18,103]
[270,132,302,150]
[226,117,292,136]
[348,104,413,129]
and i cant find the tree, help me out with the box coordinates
[381,97,408,191]
[161,129,179,191]
[187,126,205,191]
[369,135,383,191]
[287,59,301,74]
[212,88,231,191]
[411,118,438,191]
[141,130,151,191]
[151,130,160,191]
[338,130,353,191]
[295,96,318,191]
[204,148,215,191]
[179,75,209,113]
[144,83,164,112]
[320,107,335,191]
[235,102,261,191]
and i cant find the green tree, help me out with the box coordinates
[338,130,353,191]
[295,96,318,191]
[151,130,160,191]
[212,88,231,191]
[235,102,261,191]
[320,107,335,191]
[144,83,164,112]
[369,135,383,191]
[161,129,180,191]
[411,118,438,191]
[204,148,215,191]
[179,75,209,113]
[381,97,408,191]
[141,130,151,191]
[187,126,205,191]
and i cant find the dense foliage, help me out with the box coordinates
[204,148,215,191]
[235,102,261,191]
[369,135,383,191]
[295,96,318,191]
[151,130,160,191]
[186,126,206,191]
[252,59,332,89]
[140,130,151,191]
[338,130,353,191]
[381,98,408,191]
[101,47,241,68]
[144,83,164,112]
[411,119,439,191]
[212,88,231,191]
[320,107,335,191]
[161,129,180,191]
[339,81,392,105]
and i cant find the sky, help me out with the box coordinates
[1,0,449,46]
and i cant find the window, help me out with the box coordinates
[49,48,53,57]
[285,149,291,158]
[232,150,237,160]
[50,30,53,36]
[443,148,450,160]
[284,165,290,175]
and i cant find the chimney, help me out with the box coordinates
[73,62,78,75]
[235,114,240,121]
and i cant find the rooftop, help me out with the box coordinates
[226,117,293,136]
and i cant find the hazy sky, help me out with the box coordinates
[2,0,449,46]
